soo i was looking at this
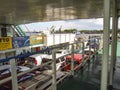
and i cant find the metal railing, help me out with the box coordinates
[0,36,101,90]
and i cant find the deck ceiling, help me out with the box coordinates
[0,0,120,24]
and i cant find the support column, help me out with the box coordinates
[82,41,85,60]
[101,0,110,90]
[109,0,118,89]
[52,50,57,90]
[113,3,118,70]
[59,26,62,44]
[10,59,18,90]
[53,33,55,45]
[71,44,74,76]
[88,36,91,59]
[1,25,7,37]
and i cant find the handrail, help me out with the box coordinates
[0,42,73,62]
[0,37,100,90]
[0,61,52,85]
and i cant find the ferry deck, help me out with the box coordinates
[0,0,120,90]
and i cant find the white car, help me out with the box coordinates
[56,49,69,55]
[0,65,30,76]
[77,48,94,55]
[25,54,49,66]
[84,48,94,55]
[46,52,67,71]
[25,50,68,70]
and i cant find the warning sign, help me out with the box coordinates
[0,37,12,50]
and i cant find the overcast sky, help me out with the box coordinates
[21,18,120,32]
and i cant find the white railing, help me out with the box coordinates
[0,36,101,90]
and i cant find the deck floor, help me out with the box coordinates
[58,53,120,90]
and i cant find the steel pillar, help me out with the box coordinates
[71,44,74,76]
[113,5,118,70]
[52,50,57,90]
[82,42,85,60]
[59,33,61,44]
[10,59,18,90]
[101,0,110,90]
[89,36,91,58]
[1,25,7,37]
[53,33,55,45]
[109,0,118,88]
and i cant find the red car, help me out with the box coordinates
[62,54,88,71]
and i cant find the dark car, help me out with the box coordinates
[0,65,32,90]
[18,70,65,90]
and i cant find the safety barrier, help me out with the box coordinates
[0,36,101,90]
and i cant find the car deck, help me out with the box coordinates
[58,46,120,90]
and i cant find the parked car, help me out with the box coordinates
[55,49,69,70]
[24,54,49,67]
[84,48,94,55]
[66,54,88,63]
[0,65,31,90]
[63,54,88,71]
[56,49,69,55]
[25,50,68,70]
[77,48,95,56]
[44,54,66,71]
[24,52,66,71]
[18,70,65,90]
[86,38,99,49]
[0,65,30,77]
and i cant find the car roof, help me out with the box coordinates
[84,48,94,52]
[29,54,48,58]
[56,49,66,52]
[0,65,30,72]
[0,65,11,71]
[46,54,65,60]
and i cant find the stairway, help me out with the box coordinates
[12,25,26,36]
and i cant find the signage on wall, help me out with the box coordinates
[30,36,44,45]
[12,36,30,48]
[0,37,12,50]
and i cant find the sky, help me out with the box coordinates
[20,18,120,32]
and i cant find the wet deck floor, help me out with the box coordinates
[58,53,120,90]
